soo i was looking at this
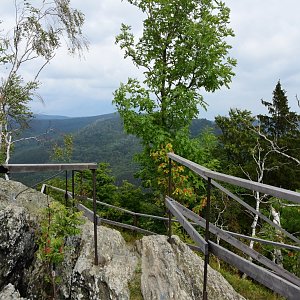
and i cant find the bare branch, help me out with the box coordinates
[254,128,300,165]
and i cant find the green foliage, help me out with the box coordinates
[128,262,143,300]
[258,81,300,189]
[216,82,300,278]
[36,200,84,298]
[115,0,236,133]
[215,108,257,175]
[37,201,84,264]
[0,74,38,163]
[281,206,300,234]
[215,82,300,188]
[258,81,299,140]
[114,0,236,197]
[51,134,74,162]
[219,268,284,300]
[74,163,118,204]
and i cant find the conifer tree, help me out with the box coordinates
[258,81,299,140]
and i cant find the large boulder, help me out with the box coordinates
[0,179,49,297]
[138,235,245,300]
[70,223,138,300]
[0,204,35,290]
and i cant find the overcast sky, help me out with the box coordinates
[1,0,300,120]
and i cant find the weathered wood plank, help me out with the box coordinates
[45,185,72,197]
[168,153,300,204]
[165,196,208,255]
[224,230,300,252]
[173,200,300,287]
[2,163,97,173]
[209,241,300,300]
[168,153,300,245]
[77,203,94,222]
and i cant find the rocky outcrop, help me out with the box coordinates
[24,223,138,300]
[0,179,245,299]
[0,178,49,293]
[70,224,138,300]
[0,204,35,291]
[138,235,245,300]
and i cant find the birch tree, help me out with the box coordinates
[215,110,274,255]
[216,82,300,268]
[0,0,88,168]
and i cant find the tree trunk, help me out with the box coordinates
[242,191,260,279]
[249,191,261,254]
[271,206,283,267]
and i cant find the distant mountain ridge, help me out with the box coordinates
[34,114,70,120]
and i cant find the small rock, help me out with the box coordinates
[0,284,27,300]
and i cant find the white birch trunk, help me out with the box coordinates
[271,206,283,267]
[243,191,261,278]
[249,191,261,251]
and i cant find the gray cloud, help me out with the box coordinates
[1,0,300,119]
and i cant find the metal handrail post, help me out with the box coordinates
[92,169,99,265]
[65,170,68,206]
[203,177,211,300]
[168,158,172,242]
[72,170,75,203]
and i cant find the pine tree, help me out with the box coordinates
[258,81,299,140]
[258,81,300,189]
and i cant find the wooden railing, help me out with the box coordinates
[3,160,300,299]
[167,153,300,300]
[44,181,300,299]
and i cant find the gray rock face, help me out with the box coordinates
[0,204,36,290]
[0,284,27,300]
[70,223,138,300]
[0,178,49,293]
[138,235,245,300]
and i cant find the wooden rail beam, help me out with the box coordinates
[173,199,300,287]
[209,241,300,300]
[1,163,97,173]
[165,196,208,255]
[168,153,300,204]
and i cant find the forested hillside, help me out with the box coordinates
[10,113,215,185]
